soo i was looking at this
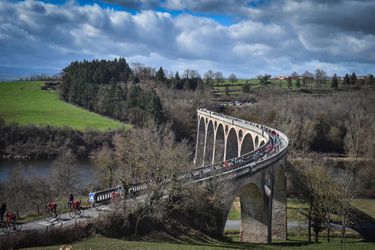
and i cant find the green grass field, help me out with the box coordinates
[0,81,130,131]
[212,78,335,97]
[228,198,375,221]
[26,235,375,250]
[351,199,375,218]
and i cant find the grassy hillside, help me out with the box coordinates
[0,81,130,131]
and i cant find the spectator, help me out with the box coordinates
[68,193,74,209]
[0,202,6,222]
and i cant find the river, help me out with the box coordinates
[0,159,96,184]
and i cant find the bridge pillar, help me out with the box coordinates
[202,120,208,166]
[223,134,227,161]
[211,132,217,165]
[239,183,268,243]
[193,116,201,165]
[272,164,287,240]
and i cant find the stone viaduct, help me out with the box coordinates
[92,108,289,243]
[193,108,288,243]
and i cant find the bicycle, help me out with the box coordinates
[1,220,22,233]
[69,205,84,218]
[44,209,61,222]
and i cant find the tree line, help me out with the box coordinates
[60,59,163,126]
[0,118,124,159]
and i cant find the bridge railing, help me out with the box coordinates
[198,108,270,142]
[89,187,121,204]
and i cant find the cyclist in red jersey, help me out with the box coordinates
[5,211,16,229]
[47,201,57,213]
[72,200,81,210]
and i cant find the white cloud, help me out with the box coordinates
[0,0,374,80]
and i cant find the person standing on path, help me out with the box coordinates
[68,194,74,209]
[0,202,6,222]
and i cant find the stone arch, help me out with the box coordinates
[205,120,215,164]
[240,183,268,243]
[214,123,225,163]
[240,133,255,155]
[226,128,238,160]
[259,140,266,147]
[196,116,206,165]
[255,136,259,148]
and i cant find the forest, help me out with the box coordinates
[60,59,163,126]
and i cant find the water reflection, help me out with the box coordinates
[0,159,95,185]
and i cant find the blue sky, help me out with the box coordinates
[0,0,374,80]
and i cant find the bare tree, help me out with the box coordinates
[335,169,357,243]
[302,70,314,87]
[288,159,333,243]
[28,177,52,216]
[183,69,200,79]
[50,149,80,196]
[291,72,299,79]
[314,69,327,87]
[214,71,224,86]
[344,107,370,169]
[204,70,215,87]
[3,167,29,217]
[113,120,192,234]
[228,73,238,85]
[94,144,116,188]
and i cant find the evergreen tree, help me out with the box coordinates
[242,82,251,93]
[343,74,350,85]
[173,72,183,90]
[257,74,272,86]
[296,78,301,89]
[350,72,357,85]
[287,77,292,89]
[366,74,374,85]
[156,67,166,83]
[145,91,164,124]
[331,74,338,89]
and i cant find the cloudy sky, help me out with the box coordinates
[0,0,374,80]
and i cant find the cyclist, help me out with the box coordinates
[71,200,81,211]
[111,191,119,201]
[5,211,16,230]
[47,201,57,213]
